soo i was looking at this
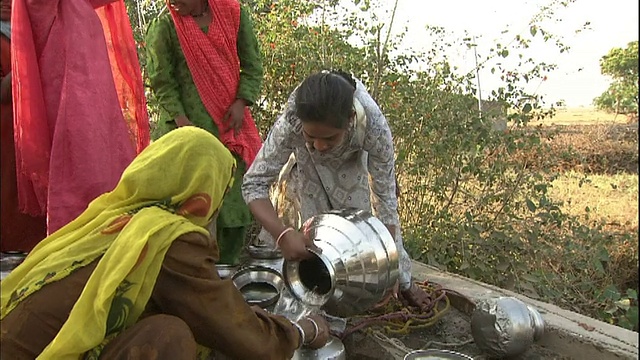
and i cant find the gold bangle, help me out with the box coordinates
[276,227,294,248]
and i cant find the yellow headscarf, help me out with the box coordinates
[1,127,236,359]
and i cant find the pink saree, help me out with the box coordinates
[11,0,149,234]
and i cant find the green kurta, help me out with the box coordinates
[145,7,263,264]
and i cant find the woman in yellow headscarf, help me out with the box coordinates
[0,127,329,359]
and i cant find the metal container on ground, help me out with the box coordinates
[291,336,346,360]
[231,266,284,309]
[215,264,239,280]
[247,243,282,260]
[404,349,474,360]
[243,257,284,274]
[471,296,545,358]
[1,252,28,281]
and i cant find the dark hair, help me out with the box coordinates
[294,70,357,129]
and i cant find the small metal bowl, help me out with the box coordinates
[247,244,282,259]
[215,264,239,279]
[404,349,474,360]
[244,257,284,273]
[232,266,284,308]
[292,336,346,360]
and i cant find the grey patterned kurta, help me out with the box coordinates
[242,79,412,289]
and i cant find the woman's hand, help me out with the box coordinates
[299,315,330,349]
[174,115,194,127]
[223,99,246,136]
[0,73,11,105]
[279,229,319,262]
[399,283,433,311]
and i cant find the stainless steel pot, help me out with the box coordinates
[231,266,284,308]
[283,209,399,317]
[215,264,239,280]
[291,336,346,360]
[471,296,545,358]
[244,257,284,274]
[404,349,474,360]
[1,252,27,281]
[247,243,282,259]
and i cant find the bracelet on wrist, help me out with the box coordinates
[305,317,320,345]
[275,227,294,248]
[292,321,305,349]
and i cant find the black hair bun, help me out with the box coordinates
[327,69,357,90]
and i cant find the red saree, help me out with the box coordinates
[169,0,262,167]
[1,32,47,252]
[10,0,149,235]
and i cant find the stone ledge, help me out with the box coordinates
[410,261,639,360]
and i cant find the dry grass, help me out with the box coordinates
[511,107,639,175]
[539,107,632,126]
[542,108,638,234]
[549,171,639,234]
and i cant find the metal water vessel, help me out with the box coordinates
[283,209,399,317]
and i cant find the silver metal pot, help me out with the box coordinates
[215,264,239,280]
[247,243,282,259]
[243,257,284,274]
[283,209,399,317]
[1,252,27,281]
[231,266,284,308]
[471,296,545,358]
[291,336,346,360]
[404,349,474,360]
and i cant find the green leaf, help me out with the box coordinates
[602,285,621,301]
[523,103,532,113]
[604,304,619,315]
[626,289,638,300]
[464,211,473,222]
[530,26,537,37]
[496,262,509,271]
[525,199,537,212]
[598,248,610,262]
[593,260,605,274]
[615,299,631,311]
[521,274,540,283]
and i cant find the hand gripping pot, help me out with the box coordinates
[283,209,400,317]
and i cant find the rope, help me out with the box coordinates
[340,280,453,339]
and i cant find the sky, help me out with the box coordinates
[369,0,639,107]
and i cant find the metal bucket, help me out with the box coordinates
[215,264,239,280]
[292,336,346,360]
[283,209,399,317]
[232,266,284,308]
[404,349,474,360]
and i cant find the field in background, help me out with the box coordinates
[531,106,637,240]
[540,107,633,126]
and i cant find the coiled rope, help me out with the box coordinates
[340,280,454,339]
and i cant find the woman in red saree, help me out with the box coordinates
[8,0,150,243]
[1,0,47,252]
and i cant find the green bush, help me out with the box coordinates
[124,0,638,331]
